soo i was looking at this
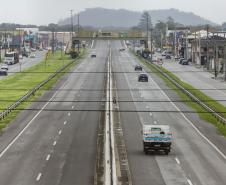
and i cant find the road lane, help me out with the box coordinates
[112,41,226,185]
[0,41,108,185]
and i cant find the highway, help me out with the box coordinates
[112,41,226,185]
[0,41,107,185]
[0,40,225,185]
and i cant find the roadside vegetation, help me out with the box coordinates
[134,52,226,137]
[0,50,86,130]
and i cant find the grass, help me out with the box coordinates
[0,50,86,130]
[133,52,226,137]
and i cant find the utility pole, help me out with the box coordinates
[224,45,226,81]
[206,25,209,70]
[150,28,153,61]
[77,13,80,53]
[70,9,74,38]
[146,14,149,49]
[51,27,55,54]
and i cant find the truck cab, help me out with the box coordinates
[4,52,19,65]
[142,124,172,155]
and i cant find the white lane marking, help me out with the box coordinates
[0,89,59,159]
[91,40,94,49]
[58,130,62,135]
[72,106,75,109]
[149,112,153,117]
[147,66,226,160]
[154,120,158,125]
[175,157,181,165]
[36,173,42,181]
[146,106,149,109]
[46,154,51,161]
[64,121,67,125]
[187,179,193,185]
[53,141,57,146]
[68,112,71,116]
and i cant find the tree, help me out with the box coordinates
[167,16,175,30]
[154,21,167,48]
[139,11,152,48]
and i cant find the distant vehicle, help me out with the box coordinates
[119,48,126,52]
[4,52,19,65]
[1,64,9,70]
[0,69,8,76]
[181,59,189,65]
[179,58,185,64]
[91,52,97,58]
[31,48,36,52]
[30,53,36,58]
[161,51,166,56]
[142,124,172,155]
[165,55,171,59]
[138,73,148,82]
[39,48,44,51]
[135,65,142,71]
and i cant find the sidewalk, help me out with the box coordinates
[160,58,226,107]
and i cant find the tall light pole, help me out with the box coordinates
[70,9,74,38]
[77,13,80,53]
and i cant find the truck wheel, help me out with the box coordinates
[165,150,170,155]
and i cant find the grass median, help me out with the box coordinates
[133,51,226,137]
[0,50,86,130]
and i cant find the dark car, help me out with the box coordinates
[119,48,126,52]
[165,55,171,59]
[182,59,189,65]
[91,52,97,58]
[179,58,185,64]
[135,65,143,71]
[0,69,8,76]
[138,74,148,82]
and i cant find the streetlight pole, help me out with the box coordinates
[70,9,74,38]
[77,13,80,53]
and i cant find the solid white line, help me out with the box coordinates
[46,154,51,161]
[53,141,57,146]
[68,112,71,116]
[154,120,158,125]
[187,179,193,185]
[64,121,67,125]
[147,67,226,160]
[58,130,62,135]
[72,106,75,109]
[149,112,153,117]
[146,106,149,109]
[91,40,94,49]
[36,173,42,181]
[0,90,59,159]
[175,157,181,165]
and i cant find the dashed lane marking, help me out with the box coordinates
[36,173,42,181]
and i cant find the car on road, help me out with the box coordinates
[179,58,185,64]
[165,55,171,59]
[119,48,126,52]
[0,69,8,76]
[138,73,148,82]
[181,59,189,65]
[135,65,142,71]
[30,53,36,58]
[91,52,97,58]
[1,64,9,70]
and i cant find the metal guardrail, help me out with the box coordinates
[0,59,77,121]
[145,59,226,125]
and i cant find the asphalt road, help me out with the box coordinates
[112,41,226,185]
[156,53,226,107]
[0,41,107,185]
[0,50,46,79]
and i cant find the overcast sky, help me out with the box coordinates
[0,0,225,25]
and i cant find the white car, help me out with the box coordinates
[1,64,9,70]
[30,53,36,58]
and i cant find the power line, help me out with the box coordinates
[0,108,226,114]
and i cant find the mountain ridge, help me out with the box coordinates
[58,7,217,28]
